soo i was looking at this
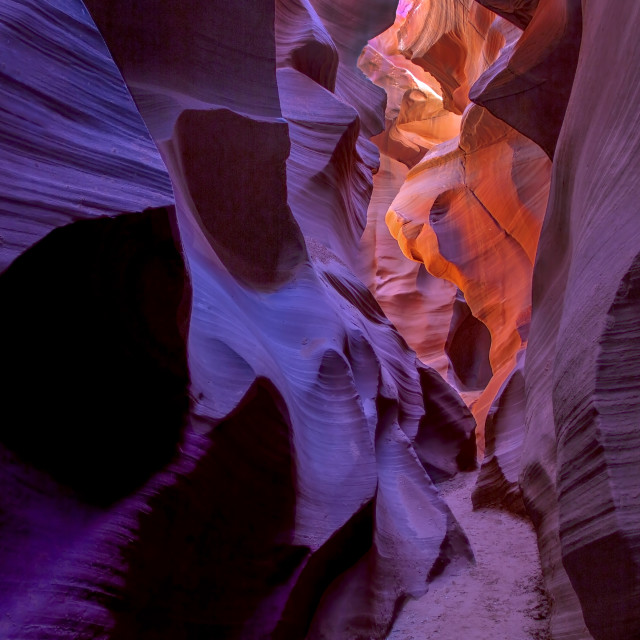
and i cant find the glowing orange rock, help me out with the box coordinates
[357,1,464,374]
[359,4,461,168]
[358,153,458,376]
[386,104,551,445]
[396,0,505,114]
[358,3,551,436]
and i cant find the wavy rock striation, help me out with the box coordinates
[521,0,640,638]
[0,0,173,272]
[0,0,478,638]
[386,103,551,445]
[358,152,459,377]
[396,0,501,114]
[357,3,552,457]
[434,0,640,638]
[358,6,630,636]
[357,5,462,378]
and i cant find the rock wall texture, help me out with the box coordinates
[3,1,640,639]
[359,1,640,639]
[0,1,477,638]
[358,0,552,448]
[521,1,640,638]
[386,103,551,444]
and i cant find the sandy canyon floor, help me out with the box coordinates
[387,471,550,640]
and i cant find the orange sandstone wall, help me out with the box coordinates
[359,1,551,451]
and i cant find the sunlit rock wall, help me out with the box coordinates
[358,0,552,450]
[386,104,551,444]
[358,2,640,637]
[392,0,640,638]
[395,0,498,114]
[357,1,460,378]
[0,0,477,638]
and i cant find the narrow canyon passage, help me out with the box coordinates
[1,0,639,639]
[358,6,554,637]
[387,472,549,640]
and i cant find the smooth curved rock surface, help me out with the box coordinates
[357,2,462,379]
[386,103,551,444]
[470,0,582,158]
[84,0,307,290]
[357,3,554,457]
[0,1,478,638]
[445,290,493,392]
[472,350,526,516]
[276,0,339,91]
[358,153,458,376]
[0,208,190,504]
[396,0,502,114]
[278,67,370,273]
[0,0,173,273]
[359,4,462,168]
[521,1,640,638]
[309,0,397,178]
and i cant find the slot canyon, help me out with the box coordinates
[0,0,638,638]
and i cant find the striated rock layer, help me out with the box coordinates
[359,3,640,637]
[0,1,478,638]
[0,0,173,273]
[7,1,640,639]
[521,0,640,638]
[434,0,640,638]
[357,2,460,378]
[396,0,498,114]
[358,153,459,377]
[385,102,551,446]
[357,2,552,454]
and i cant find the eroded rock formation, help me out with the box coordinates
[357,3,461,378]
[0,0,476,638]
[360,1,640,638]
[470,0,581,158]
[3,1,640,639]
[471,350,527,516]
[521,1,640,638]
[386,104,551,442]
[391,0,640,638]
[396,0,498,114]
[359,1,551,448]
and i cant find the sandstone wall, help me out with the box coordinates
[0,1,477,638]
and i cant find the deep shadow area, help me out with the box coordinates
[272,499,375,640]
[0,208,190,504]
[445,290,493,391]
[413,363,477,482]
[561,252,640,640]
[111,380,304,639]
